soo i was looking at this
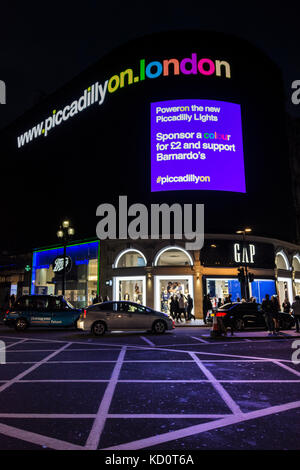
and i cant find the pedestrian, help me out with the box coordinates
[292,295,300,333]
[262,294,275,336]
[170,295,177,320]
[236,297,241,303]
[202,295,208,324]
[217,297,223,308]
[186,294,195,320]
[225,294,232,304]
[282,297,291,313]
[178,293,186,321]
[271,295,280,334]
[9,294,16,308]
[203,294,213,324]
[174,296,181,322]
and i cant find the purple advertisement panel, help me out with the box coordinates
[151,99,246,193]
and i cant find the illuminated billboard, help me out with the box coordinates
[151,99,246,193]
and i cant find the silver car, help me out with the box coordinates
[77,301,175,336]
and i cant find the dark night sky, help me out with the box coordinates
[1,1,300,130]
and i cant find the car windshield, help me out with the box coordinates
[65,299,75,309]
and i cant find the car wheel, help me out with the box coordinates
[14,318,28,332]
[152,320,166,334]
[92,321,106,336]
[235,318,245,331]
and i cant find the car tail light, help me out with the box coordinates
[172,319,176,328]
[83,309,87,319]
[216,311,227,317]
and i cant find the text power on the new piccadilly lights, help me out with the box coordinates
[151,99,246,194]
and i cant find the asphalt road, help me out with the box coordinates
[0,325,299,450]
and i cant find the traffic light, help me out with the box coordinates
[248,272,255,282]
[237,267,245,282]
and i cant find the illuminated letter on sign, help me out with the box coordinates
[234,243,255,264]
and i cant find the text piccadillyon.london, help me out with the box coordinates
[17,53,231,148]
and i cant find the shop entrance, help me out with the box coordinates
[154,275,194,314]
[206,278,241,307]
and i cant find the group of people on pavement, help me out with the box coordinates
[262,294,300,335]
[169,294,195,322]
[203,290,300,337]
[261,294,281,336]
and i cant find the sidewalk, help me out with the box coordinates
[175,319,206,327]
[174,319,300,338]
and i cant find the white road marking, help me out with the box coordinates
[0,331,298,450]
[6,378,300,384]
[190,336,209,343]
[0,342,71,393]
[85,346,126,450]
[190,352,242,415]
[0,333,297,363]
[0,333,296,363]
[107,413,230,419]
[103,399,300,450]
[2,338,29,349]
[0,421,83,450]
[0,413,228,419]
[140,336,155,347]
[272,360,300,377]
[0,413,97,418]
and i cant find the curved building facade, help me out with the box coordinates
[0,30,296,250]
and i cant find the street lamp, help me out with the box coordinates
[236,228,252,300]
[57,218,75,296]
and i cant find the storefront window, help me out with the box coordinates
[275,251,290,270]
[292,255,300,272]
[113,276,146,304]
[277,277,293,304]
[31,241,99,308]
[154,247,193,266]
[295,280,300,296]
[154,275,194,313]
[250,280,276,303]
[115,249,146,268]
[206,278,241,306]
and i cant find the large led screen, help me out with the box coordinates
[151,99,246,193]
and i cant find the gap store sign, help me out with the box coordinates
[151,99,246,193]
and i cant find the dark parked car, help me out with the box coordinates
[3,295,81,331]
[207,302,295,331]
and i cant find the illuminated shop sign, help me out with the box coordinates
[52,255,72,273]
[233,243,255,264]
[151,99,245,193]
[201,241,275,269]
[17,53,231,148]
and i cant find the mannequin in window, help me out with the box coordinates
[124,292,130,301]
